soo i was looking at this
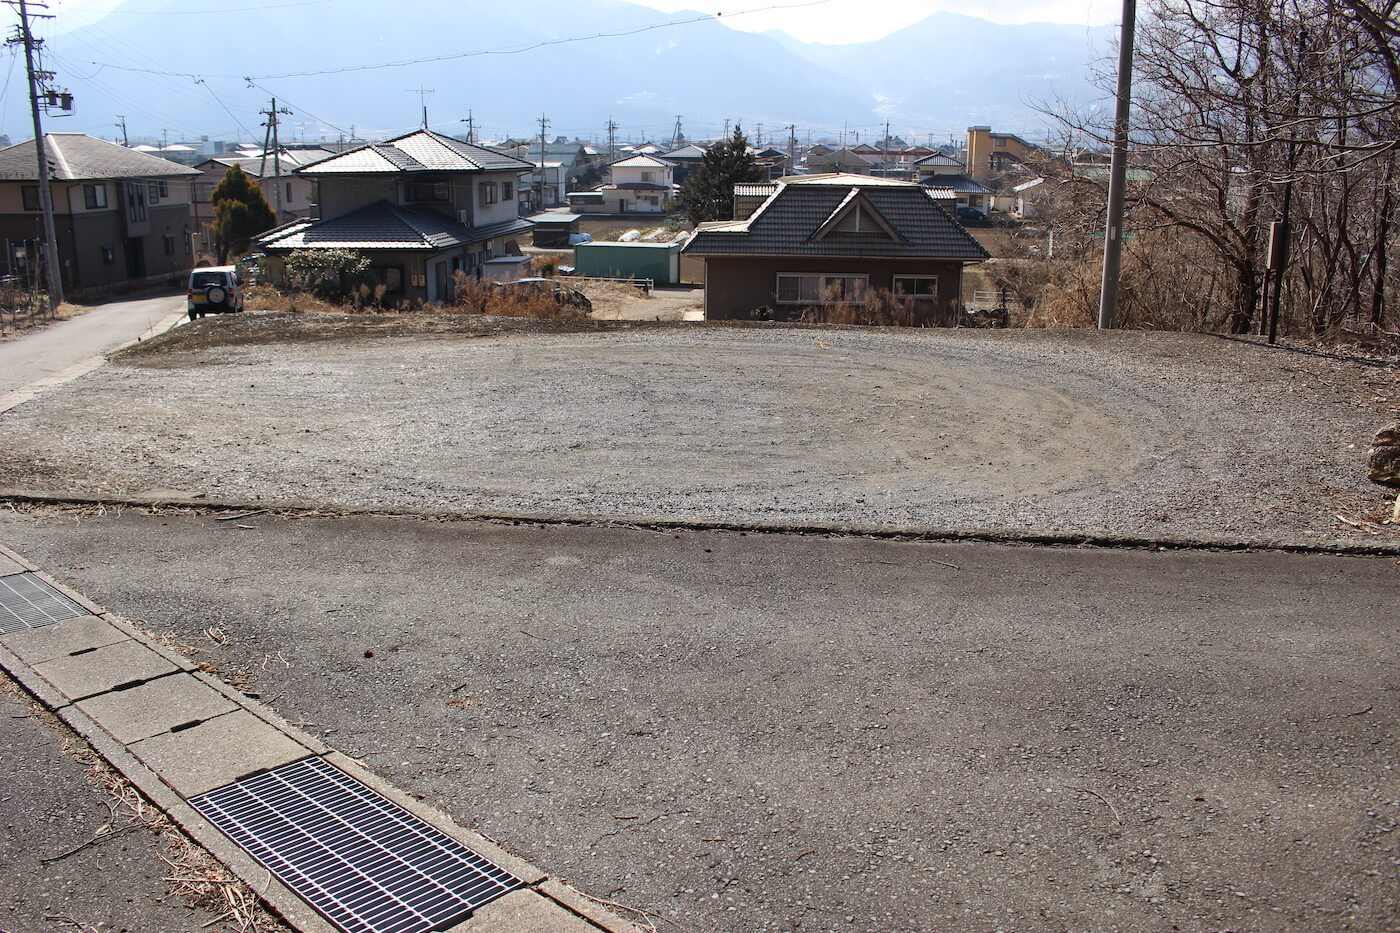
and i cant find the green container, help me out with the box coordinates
[574,241,680,285]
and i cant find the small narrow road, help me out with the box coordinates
[0,292,184,395]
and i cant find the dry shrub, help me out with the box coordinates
[531,254,560,277]
[450,270,587,321]
[803,286,920,326]
[1008,229,1228,331]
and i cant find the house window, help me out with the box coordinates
[892,275,939,300]
[163,233,175,255]
[21,185,39,211]
[479,182,499,205]
[995,137,1008,148]
[502,181,513,199]
[405,180,449,202]
[641,170,655,183]
[83,184,107,209]
[127,186,146,222]
[101,245,115,265]
[776,273,868,304]
[184,226,192,255]
[286,182,293,202]
[148,181,161,205]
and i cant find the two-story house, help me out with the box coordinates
[254,129,534,304]
[0,133,199,294]
[191,147,334,231]
[603,155,674,213]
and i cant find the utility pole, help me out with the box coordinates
[756,123,763,147]
[723,118,730,140]
[1097,0,1137,330]
[114,114,128,147]
[606,117,617,164]
[786,124,796,176]
[407,87,434,128]
[882,119,890,174]
[537,113,550,210]
[260,98,291,220]
[1266,26,1308,345]
[671,114,683,149]
[8,0,65,306]
[462,109,475,144]
[161,127,168,152]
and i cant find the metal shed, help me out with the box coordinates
[527,212,582,248]
[574,241,681,285]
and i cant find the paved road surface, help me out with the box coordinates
[0,292,183,395]
[0,677,226,933]
[1,508,1394,932]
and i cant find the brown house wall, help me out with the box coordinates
[0,201,194,293]
[700,256,965,324]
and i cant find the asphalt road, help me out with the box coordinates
[0,291,184,395]
[1,508,1395,932]
[0,676,225,933]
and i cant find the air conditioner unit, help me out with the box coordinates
[457,209,470,224]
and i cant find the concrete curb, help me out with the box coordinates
[2,487,1399,557]
[0,542,643,933]
[0,307,185,415]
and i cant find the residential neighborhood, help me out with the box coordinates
[0,2,1394,933]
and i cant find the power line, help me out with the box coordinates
[251,0,832,80]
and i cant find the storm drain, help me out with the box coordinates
[190,757,523,933]
[0,573,88,634]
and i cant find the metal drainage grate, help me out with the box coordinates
[190,757,523,933]
[0,573,88,634]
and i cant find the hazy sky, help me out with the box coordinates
[46,0,1118,43]
[625,0,1117,41]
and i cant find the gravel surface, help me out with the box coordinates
[1,509,1395,933]
[0,315,1394,546]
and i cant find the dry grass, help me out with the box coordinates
[575,280,651,318]
[451,272,588,321]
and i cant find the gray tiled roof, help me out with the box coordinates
[298,129,533,176]
[0,133,199,181]
[920,173,991,195]
[256,201,532,251]
[913,152,964,168]
[685,179,989,261]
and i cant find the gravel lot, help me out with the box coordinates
[1,510,1395,933]
[0,314,1393,545]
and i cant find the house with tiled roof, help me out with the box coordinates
[0,133,199,293]
[682,174,989,324]
[191,147,336,244]
[254,129,534,304]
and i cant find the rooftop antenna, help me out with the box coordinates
[407,86,434,128]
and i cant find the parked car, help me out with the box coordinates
[956,206,987,223]
[187,266,244,320]
[491,277,593,313]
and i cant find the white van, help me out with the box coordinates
[187,266,244,320]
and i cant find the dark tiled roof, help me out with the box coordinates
[298,129,533,176]
[0,133,199,181]
[256,201,532,251]
[684,180,989,261]
[920,173,991,195]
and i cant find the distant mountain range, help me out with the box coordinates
[33,0,1115,146]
